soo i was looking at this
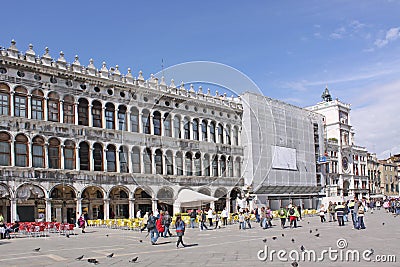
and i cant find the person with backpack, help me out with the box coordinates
[189,210,197,228]
[175,214,186,248]
[356,202,366,230]
[163,211,173,238]
[147,211,159,245]
[288,205,299,228]
[277,206,287,229]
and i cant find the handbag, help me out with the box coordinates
[177,231,184,237]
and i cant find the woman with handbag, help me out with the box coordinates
[175,214,186,248]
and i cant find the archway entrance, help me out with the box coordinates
[157,187,174,215]
[81,186,104,220]
[50,185,76,223]
[214,188,228,212]
[230,187,242,213]
[109,186,129,219]
[16,184,45,222]
[0,184,11,222]
[134,188,152,215]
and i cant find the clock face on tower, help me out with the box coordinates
[342,156,349,171]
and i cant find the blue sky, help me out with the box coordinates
[1,0,400,158]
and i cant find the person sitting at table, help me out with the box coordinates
[4,221,20,239]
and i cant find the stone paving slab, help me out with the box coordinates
[0,209,399,266]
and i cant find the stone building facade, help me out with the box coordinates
[307,88,368,199]
[0,41,244,223]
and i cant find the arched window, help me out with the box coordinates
[14,86,27,118]
[144,148,152,174]
[194,152,201,176]
[155,149,163,174]
[0,132,11,166]
[153,111,161,136]
[119,146,129,173]
[220,155,226,177]
[233,126,239,146]
[92,101,102,128]
[142,110,150,134]
[79,142,90,170]
[78,98,89,126]
[185,152,192,176]
[105,103,115,129]
[212,155,218,177]
[132,147,140,173]
[130,107,139,133]
[174,116,181,139]
[163,113,171,137]
[47,91,60,122]
[106,144,116,172]
[217,124,223,144]
[210,122,216,143]
[118,105,127,131]
[31,89,44,120]
[32,136,45,168]
[63,95,75,124]
[183,117,190,139]
[64,140,75,170]
[176,152,183,175]
[202,120,208,141]
[193,119,199,141]
[0,83,10,115]
[203,154,210,176]
[225,125,231,145]
[48,138,60,169]
[166,150,173,175]
[228,156,233,177]
[93,143,103,171]
[15,134,28,167]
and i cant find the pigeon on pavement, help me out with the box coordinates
[75,255,84,260]
[33,248,40,252]
[129,257,139,263]
[107,253,114,258]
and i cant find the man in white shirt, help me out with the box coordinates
[136,210,142,218]
[207,208,213,227]
[221,208,228,226]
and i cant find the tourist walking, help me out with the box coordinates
[140,211,149,232]
[356,202,366,230]
[207,208,214,227]
[147,211,159,245]
[78,214,86,233]
[335,202,346,226]
[221,208,228,226]
[189,209,197,228]
[163,211,173,237]
[319,204,326,223]
[288,205,299,228]
[277,206,287,229]
[200,210,208,231]
[239,212,246,230]
[214,213,221,229]
[156,211,165,237]
[266,207,273,227]
[175,215,186,248]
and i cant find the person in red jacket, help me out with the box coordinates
[156,211,165,237]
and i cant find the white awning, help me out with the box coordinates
[175,189,218,207]
[369,194,385,199]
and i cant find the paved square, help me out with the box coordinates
[0,209,398,267]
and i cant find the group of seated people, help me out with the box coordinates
[0,221,20,239]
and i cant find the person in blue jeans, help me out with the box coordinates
[147,211,159,245]
[189,210,197,228]
[356,205,366,230]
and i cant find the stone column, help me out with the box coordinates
[102,106,106,129]
[129,198,135,219]
[10,141,15,166]
[10,91,14,117]
[210,201,215,210]
[152,198,158,212]
[45,198,52,222]
[151,150,156,175]
[173,202,181,216]
[189,120,194,140]
[150,114,154,135]
[59,100,64,124]
[103,148,108,172]
[44,142,49,168]
[76,197,82,222]
[74,101,79,125]
[162,151,167,175]
[160,112,165,137]
[225,198,230,214]
[115,148,120,173]
[43,97,48,121]
[27,94,32,119]
[60,144,65,169]
[28,141,32,167]
[114,108,119,130]
[10,198,17,223]
[128,149,133,173]
[104,199,110,220]
[75,145,80,170]
[172,153,176,175]
[138,112,143,133]
[88,104,93,127]
[140,149,144,174]
[126,110,131,132]
[171,115,175,138]
[207,121,211,142]
[90,147,94,172]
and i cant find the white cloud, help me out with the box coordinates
[351,79,400,159]
[374,27,400,47]
[330,26,346,39]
